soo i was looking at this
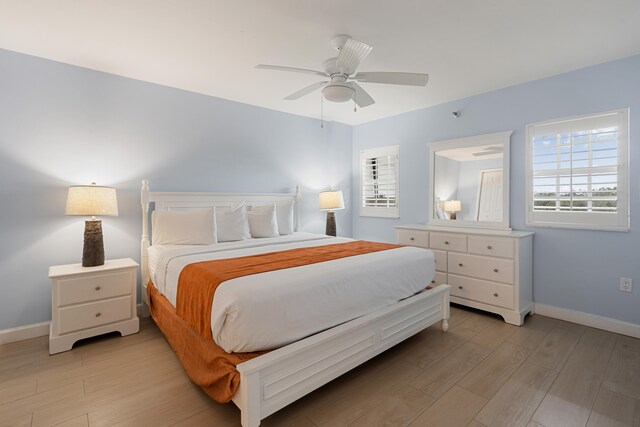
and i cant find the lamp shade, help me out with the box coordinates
[65,183,118,217]
[444,200,462,213]
[319,190,345,211]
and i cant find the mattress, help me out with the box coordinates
[149,232,435,353]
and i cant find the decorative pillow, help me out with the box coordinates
[247,204,280,238]
[276,201,295,235]
[151,208,216,245]
[216,203,251,242]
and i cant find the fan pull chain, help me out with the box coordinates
[320,91,324,128]
[354,90,357,112]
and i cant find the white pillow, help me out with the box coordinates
[276,201,295,235]
[216,203,251,242]
[247,205,280,238]
[151,208,216,245]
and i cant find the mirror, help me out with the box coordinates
[428,131,512,229]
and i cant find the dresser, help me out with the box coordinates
[49,258,140,354]
[396,225,533,325]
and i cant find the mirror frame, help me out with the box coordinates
[428,130,513,230]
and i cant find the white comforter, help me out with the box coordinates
[149,232,435,353]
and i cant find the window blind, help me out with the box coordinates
[526,109,629,230]
[360,145,399,218]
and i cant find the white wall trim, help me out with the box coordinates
[0,303,150,346]
[535,303,640,339]
[0,321,50,345]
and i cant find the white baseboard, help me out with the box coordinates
[535,303,640,339]
[1,303,150,346]
[0,321,50,345]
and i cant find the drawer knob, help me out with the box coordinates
[493,268,499,273]
[458,263,463,267]
[444,241,450,245]
[493,293,499,297]
[410,237,415,241]
[458,286,463,289]
[95,312,101,317]
[487,245,492,250]
[95,286,101,291]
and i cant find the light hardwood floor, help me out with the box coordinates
[1,306,639,427]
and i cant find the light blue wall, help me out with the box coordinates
[0,49,352,330]
[352,54,640,326]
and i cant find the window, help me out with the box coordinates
[360,145,399,218]
[526,109,629,231]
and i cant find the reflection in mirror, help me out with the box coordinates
[434,144,503,222]
[429,130,511,229]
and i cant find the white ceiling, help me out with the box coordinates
[1,0,640,125]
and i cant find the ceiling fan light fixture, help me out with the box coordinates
[322,84,355,103]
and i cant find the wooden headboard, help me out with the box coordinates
[140,179,301,297]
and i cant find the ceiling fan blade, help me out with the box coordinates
[284,81,329,100]
[354,72,429,86]
[348,82,375,107]
[336,39,373,76]
[256,64,328,77]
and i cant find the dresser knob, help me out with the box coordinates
[458,263,463,267]
[493,268,499,273]
[493,293,499,297]
[410,237,415,241]
[487,245,492,250]
[444,241,450,245]
[95,312,101,317]
[95,286,101,291]
[458,286,463,289]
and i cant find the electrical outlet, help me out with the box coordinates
[620,277,633,292]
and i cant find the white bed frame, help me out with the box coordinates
[140,180,450,427]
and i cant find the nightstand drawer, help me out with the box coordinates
[430,232,467,252]
[448,274,514,309]
[56,270,133,306]
[57,296,132,335]
[432,250,447,272]
[448,252,514,284]
[468,236,514,259]
[397,229,429,247]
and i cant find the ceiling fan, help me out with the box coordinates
[256,34,429,108]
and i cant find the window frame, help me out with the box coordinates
[525,108,630,231]
[359,145,400,218]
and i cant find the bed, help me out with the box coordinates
[140,180,451,427]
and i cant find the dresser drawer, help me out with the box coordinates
[448,274,514,309]
[397,229,429,247]
[432,250,447,272]
[430,232,467,252]
[448,252,514,284]
[468,236,514,259]
[56,270,133,306]
[429,271,447,286]
[57,296,133,335]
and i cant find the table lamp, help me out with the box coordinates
[319,190,345,237]
[444,200,462,220]
[65,182,119,267]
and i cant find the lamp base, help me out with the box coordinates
[449,212,457,220]
[325,211,337,237]
[83,220,105,267]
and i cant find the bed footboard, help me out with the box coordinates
[232,284,450,427]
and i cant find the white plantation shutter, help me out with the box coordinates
[526,109,629,231]
[360,145,400,218]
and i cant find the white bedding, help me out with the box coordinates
[149,232,435,353]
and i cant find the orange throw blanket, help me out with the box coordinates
[177,240,401,340]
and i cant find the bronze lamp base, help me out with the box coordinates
[325,211,337,237]
[83,220,105,267]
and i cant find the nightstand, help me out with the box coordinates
[49,258,140,354]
